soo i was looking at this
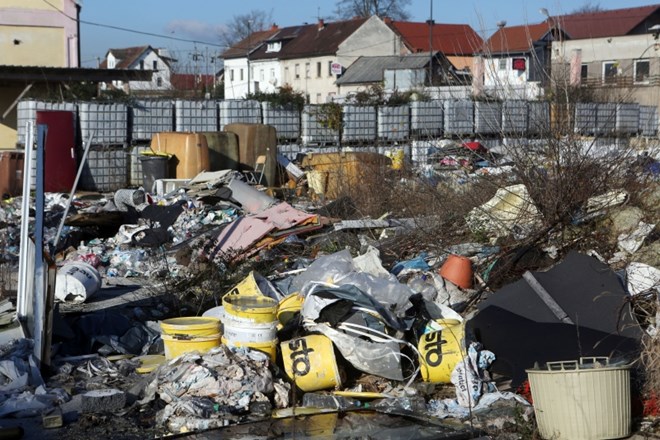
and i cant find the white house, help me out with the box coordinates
[100,46,175,93]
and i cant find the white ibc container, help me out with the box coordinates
[615,103,640,135]
[410,100,444,137]
[639,105,659,137]
[342,105,376,142]
[218,100,262,129]
[596,103,616,135]
[443,100,474,135]
[79,102,128,145]
[474,101,502,135]
[574,102,598,135]
[377,105,410,141]
[502,100,528,134]
[131,100,174,141]
[301,105,340,145]
[175,99,218,132]
[261,102,300,140]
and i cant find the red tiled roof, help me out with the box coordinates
[554,4,660,39]
[389,21,484,55]
[222,28,281,59]
[170,73,215,90]
[100,46,150,69]
[485,23,552,53]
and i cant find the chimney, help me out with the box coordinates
[383,16,393,24]
[270,23,279,31]
[318,19,325,30]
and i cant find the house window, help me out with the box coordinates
[603,61,618,83]
[581,64,588,80]
[316,93,322,103]
[635,59,650,84]
[139,60,144,70]
[152,60,158,70]
[328,61,333,76]
[156,77,162,87]
[240,69,244,81]
[317,62,322,78]
[230,69,234,81]
[498,58,507,70]
[295,64,300,79]
[270,68,275,79]
[284,66,289,81]
[512,58,526,71]
[260,69,264,81]
[305,63,310,78]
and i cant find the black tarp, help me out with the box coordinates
[467,251,643,387]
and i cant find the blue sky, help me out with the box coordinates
[80,0,657,68]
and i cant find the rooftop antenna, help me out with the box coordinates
[496,20,507,29]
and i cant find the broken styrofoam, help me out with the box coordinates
[617,221,655,255]
[466,184,543,239]
[626,262,660,296]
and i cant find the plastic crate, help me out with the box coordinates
[175,100,218,132]
[79,102,128,145]
[342,105,377,143]
[444,100,474,136]
[301,105,340,145]
[410,100,444,138]
[130,100,174,141]
[80,147,129,192]
[377,105,410,141]
[218,100,261,129]
[261,102,300,140]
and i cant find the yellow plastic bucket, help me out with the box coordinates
[418,319,466,383]
[224,271,281,298]
[281,334,342,392]
[162,333,221,360]
[160,317,221,337]
[223,294,278,324]
[277,293,304,325]
[221,336,277,362]
[390,149,404,170]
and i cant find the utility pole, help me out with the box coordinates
[428,0,434,86]
[246,20,252,96]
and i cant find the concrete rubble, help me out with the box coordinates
[0,138,659,439]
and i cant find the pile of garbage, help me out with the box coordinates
[1,145,660,438]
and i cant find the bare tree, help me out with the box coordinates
[220,9,273,49]
[572,1,603,14]
[334,0,411,20]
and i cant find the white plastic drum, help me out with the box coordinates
[55,262,102,303]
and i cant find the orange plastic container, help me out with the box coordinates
[150,132,210,179]
[439,255,473,289]
[0,151,24,198]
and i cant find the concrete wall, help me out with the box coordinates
[0,0,79,67]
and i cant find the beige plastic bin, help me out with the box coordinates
[526,357,631,440]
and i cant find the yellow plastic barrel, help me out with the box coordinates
[221,336,277,362]
[418,319,466,383]
[277,293,304,325]
[160,317,221,337]
[391,148,404,170]
[223,294,278,324]
[281,335,342,392]
[225,271,263,297]
[162,333,221,360]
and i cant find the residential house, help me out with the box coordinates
[482,23,566,98]
[550,4,660,106]
[223,26,281,99]
[223,16,406,103]
[99,46,175,93]
[336,53,459,96]
[0,0,81,68]
[386,20,484,81]
[263,18,372,103]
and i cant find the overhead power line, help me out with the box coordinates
[41,0,225,48]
